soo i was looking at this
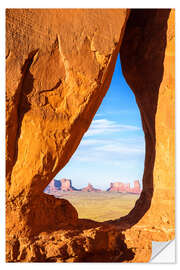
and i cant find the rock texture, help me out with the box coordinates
[107,180,141,194]
[6,8,175,262]
[119,9,175,243]
[6,8,129,238]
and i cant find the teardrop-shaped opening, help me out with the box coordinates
[44,55,145,222]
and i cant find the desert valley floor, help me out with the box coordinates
[50,191,140,222]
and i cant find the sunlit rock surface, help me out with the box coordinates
[6,9,175,262]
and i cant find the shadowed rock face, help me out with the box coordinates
[119,9,175,236]
[6,9,175,262]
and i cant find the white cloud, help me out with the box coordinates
[84,119,140,137]
[95,144,144,154]
[80,139,110,146]
[73,139,145,165]
[95,113,106,117]
[68,118,145,165]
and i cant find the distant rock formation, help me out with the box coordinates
[131,180,141,194]
[81,183,102,192]
[44,179,59,193]
[45,179,141,194]
[107,180,141,194]
[45,178,79,193]
[60,178,77,191]
[45,179,101,193]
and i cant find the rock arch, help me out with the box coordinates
[6,9,175,262]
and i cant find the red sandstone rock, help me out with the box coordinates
[45,179,140,193]
[107,180,141,194]
[6,8,175,263]
[130,180,141,194]
[124,183,130,193]
[59,178,77,191]
[81,183,102,192]
[120,9,175,239]
[60,178,72,191]
[45,178,79,192]
[6,9,128,243]
[44,179,57,193]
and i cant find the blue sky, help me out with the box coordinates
[56,55,145,190]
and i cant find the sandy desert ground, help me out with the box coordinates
[53,191,140,222]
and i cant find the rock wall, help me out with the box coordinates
[6,8,175,262]
[6,9,129,239]
[120,9,175,241]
